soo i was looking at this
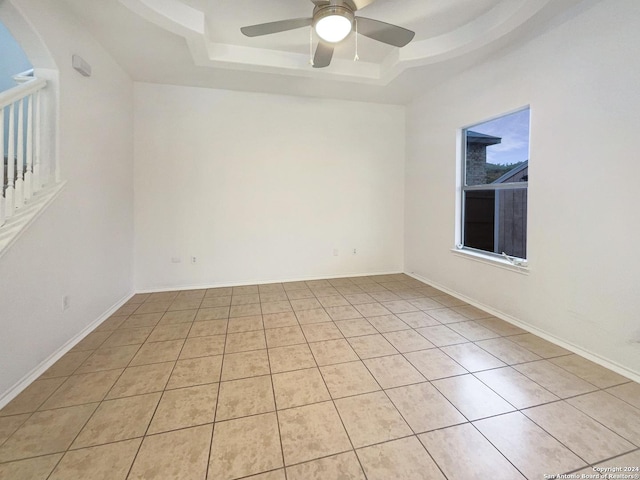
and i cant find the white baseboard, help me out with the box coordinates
[135,270,404,294]
[0,291,134,410]
[406,271,640,385]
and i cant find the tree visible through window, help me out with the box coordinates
[461,108,530,260]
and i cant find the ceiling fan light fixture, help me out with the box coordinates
[240,0,416,69]
[314,6,354,43]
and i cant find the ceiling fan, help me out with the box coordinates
[240,0,415,68]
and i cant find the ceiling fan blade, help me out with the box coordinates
[355,16,415,47]
[241,17,312,37]
[313,42,334,68]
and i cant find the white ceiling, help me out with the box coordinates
[61,0,588,104]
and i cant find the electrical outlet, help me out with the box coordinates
[191,256,197,264]
[62,295,70,311]
[352,248,357,255]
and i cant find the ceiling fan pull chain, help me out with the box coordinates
[354,18,359,62]
[309,26,314,66]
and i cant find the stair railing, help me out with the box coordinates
[1,72,48,227]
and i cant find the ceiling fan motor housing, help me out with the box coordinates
[313,4,355,43]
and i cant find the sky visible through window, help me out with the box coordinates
[470,109,530,165]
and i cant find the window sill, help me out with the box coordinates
[450,248,529,275]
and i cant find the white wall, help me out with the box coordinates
[134,84,405,290]
[405,0,640,376]
[0,0,134,402]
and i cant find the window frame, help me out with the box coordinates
[456,107,530,266]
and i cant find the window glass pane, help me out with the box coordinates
[465,109,530,186]
[464,190,495,253]
[464,188,527,258]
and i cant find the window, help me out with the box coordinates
[460,108,530,261]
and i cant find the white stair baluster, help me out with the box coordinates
[24,94,33,201]
[33,90,41,192]
[54,94,60,184]
[15,98,24,209]
[6,102,15,218]
[0,107,5,227]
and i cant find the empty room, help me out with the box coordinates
[0,0,639,478]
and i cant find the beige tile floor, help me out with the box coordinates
[0,274,639,479]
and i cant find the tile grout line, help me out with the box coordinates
[384,298,640,473]
[309,325,371,480]
[554,396,640,449]
[354,348,452,480]
[564,447,640,476]
[467,418,531,479]
[122,304,196,480]
[420,329,629,471]
[40,324,156,479]
[204,309,227,480]
[518,407,595,467]
[298,289,374,476]
[36,332,150,478]
[263,318,288,480]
